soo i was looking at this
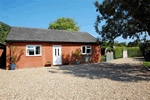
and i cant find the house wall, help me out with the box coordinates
[6,42,101,70]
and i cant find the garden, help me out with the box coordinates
[100,40,150,71]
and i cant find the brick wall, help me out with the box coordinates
[6,42,101,70]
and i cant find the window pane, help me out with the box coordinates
[87,46,91,48]
[55,49,56,56]
[82,46,85,53]
[27,46,34,48]
[27,49,34,55]
[58,48,59,56]
[36,46,40,55]
[87,49,91,53]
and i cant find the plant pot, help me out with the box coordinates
[76,61,80,65]
[45,63,51,67]
[10,64,16,70]
[64,62,69,65]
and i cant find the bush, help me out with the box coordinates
[144,48,150,61]
[127,47,143,57]
[139,40,150,61]
[113,48,123,59]
[111,47,142,59]
[101,56,106,62]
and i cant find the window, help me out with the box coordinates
[82,45,91,54]
[26,45,41,56]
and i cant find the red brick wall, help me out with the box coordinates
[6,42,101,70]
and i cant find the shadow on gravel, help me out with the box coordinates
[132,57,145,61]
[49,62,150,82]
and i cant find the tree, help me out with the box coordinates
[94,0,150,43]
[48,17,80,31]
[0,22,11,44]
[118,42,127,47]
[128,42,135,47]
[128,38,142,47]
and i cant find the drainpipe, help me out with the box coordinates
[10,41,11,65]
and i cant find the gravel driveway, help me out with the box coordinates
[0,58,150,99]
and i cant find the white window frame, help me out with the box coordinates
[26,45,42,56]
[81,45,92,55]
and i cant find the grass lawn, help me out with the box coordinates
[143,61,150,68]
[101,55,106,62]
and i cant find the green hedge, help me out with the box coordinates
[101,56,106,62]
[112,48,125,59]
[127,47,143,57]
[110,47,142,59]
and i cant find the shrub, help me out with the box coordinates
[139,40,150,61]
[10,46,24,64]
[113,48,124,59]
[73,50,81,61]
[127,47,142,57]
[111,47,142,59]
[144,48,150,61]
[47,61,51,64]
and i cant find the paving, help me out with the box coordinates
[0,57,149,100]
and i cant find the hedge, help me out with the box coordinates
[109,47,142,59]
[127,47,143,57]
[112,47,126,59]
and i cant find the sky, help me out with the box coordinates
[0,0,149,44]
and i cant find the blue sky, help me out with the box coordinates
[0,0,149,44]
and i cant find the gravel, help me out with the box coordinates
[0,58,149,100]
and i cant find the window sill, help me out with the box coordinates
[82,53,92,55]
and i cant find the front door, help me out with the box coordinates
[53,45,62,65]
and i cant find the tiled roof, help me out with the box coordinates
[5,27,97,43]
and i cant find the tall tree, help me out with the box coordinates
[0,22,11,44]
[48,17,80,31]
[94,0,150,43]
[128,38,142,47]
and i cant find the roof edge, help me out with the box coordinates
[5,40,97,44]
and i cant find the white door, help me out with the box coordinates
[53,45,62,65]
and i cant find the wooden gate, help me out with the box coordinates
[106,51,114,61]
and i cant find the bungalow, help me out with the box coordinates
[5,27,101,69]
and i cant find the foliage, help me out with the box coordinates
[64,59,69,63]
[101,55,106,62]
[101,46,109,49]
[101,55,106,59]
[139,41,150,56]
[113,48,124,59]
[97,37,127,48]
[128,39,142,47]
[94,0,150,43]
[118,42,127,47]
[144,47,150,61]
[0,22,11,44]
[10,46,24,64]
[127,48,142,57]
[106,47,114,52]
[73,50,81,61]
[48,17,80,31]
[143,61,150,68]
[112,47,142,59]
[47,61,51,64]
